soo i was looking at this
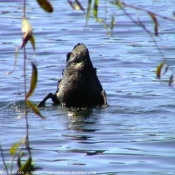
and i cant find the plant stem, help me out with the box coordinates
[0,144,9,175]
[120,5,175,75]
[24,46,31,157]
[120,1,175,22]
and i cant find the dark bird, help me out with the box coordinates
[37,43,107,108]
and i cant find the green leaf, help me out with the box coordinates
[156,62,164,79]
[27,101,45,119]
[93,0,98,19]
[85,0,92,27]
[110,15,115,31]
[36,0,53,13]
[21,18,33,49]
[148,12,158,36]
[26,62,38,99]
[10,139,25,155]
[20,157,32,172]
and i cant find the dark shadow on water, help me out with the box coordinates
[62,107,107,156]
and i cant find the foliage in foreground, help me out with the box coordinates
[1,0,52,174]
[69,0,175,85]
[1,0,175,174]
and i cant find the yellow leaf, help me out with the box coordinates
[21,18,33,49]
[26,62,37,99]
[20,157,32,172]
[96,18,104,22]
[75,0,84,12]
[7,47,19,75]
[36,0,53,13]
[156,62,164,79]
[30,35,36,52]
[10,139,25,155]
[148,12,158,36]
[27,100,45,119]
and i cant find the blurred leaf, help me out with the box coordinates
[148,12,158,36]
[7,47,19,75]
[36,0,53,13]
[104,24,108,29]
[26,62,38,99]
[15,47,19,66]
[163,65,169,75]
[110,15,115,31]
[68,0,84,12]
[96,18,104,22]
[21,18,33,49]
[169,74,173,86]
[86,0,92,27]
[20,157,32,172]
[27,101,45,119]
[30,35,36,53]
[75,0,84,12]
[17,155,21,169]
[93,0,98,19]
[111,0,123,8]
[68,0,75,9]
[10,139,24,155]
[156,62,164,79]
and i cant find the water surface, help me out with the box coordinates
[1,0,175,174]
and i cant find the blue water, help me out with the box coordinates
[1,0,175,174]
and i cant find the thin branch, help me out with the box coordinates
[121,1,175,22]
[120,5,175,75]
[23,0,31,157]
[24,46,31,157]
